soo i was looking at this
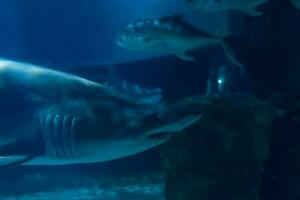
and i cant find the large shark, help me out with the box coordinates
[0,59,202,167]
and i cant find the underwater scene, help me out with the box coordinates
[0,0,300,199]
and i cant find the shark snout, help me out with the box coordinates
[166,108,203,133]
[142,108,203,141]
[172,112,203,132]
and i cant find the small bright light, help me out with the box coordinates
[218,79,223,84]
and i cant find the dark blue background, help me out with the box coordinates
[0,0,299,199]
[0,0,228,67]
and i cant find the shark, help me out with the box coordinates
[0,59,202,167]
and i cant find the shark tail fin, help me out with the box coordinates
[0,155,35,169]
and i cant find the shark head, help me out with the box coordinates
[135,106,202,145]
[73,102,202,163]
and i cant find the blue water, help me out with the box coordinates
[0,0,300,200]
[0,0,227,67]
[0,151,164,199]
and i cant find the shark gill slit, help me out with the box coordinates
[64,115,76,159]
[53,115,64,157]
[39,113,76,159]
[44,114,55,157]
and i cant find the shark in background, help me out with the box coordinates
[0,59,202,168]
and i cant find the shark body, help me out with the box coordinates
[0,59,201,167]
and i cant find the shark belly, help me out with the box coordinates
[23,157,101,166]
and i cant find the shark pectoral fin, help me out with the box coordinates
[0,155,36,169]
[174,51,194,61]
[241,7,263,16]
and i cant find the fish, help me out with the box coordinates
[291,0,300,10]
[116,15,242,67]
[0,59,202,167]
[186,0,270,16]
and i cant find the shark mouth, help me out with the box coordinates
[143,113,203,142]
[146,132,171,140]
